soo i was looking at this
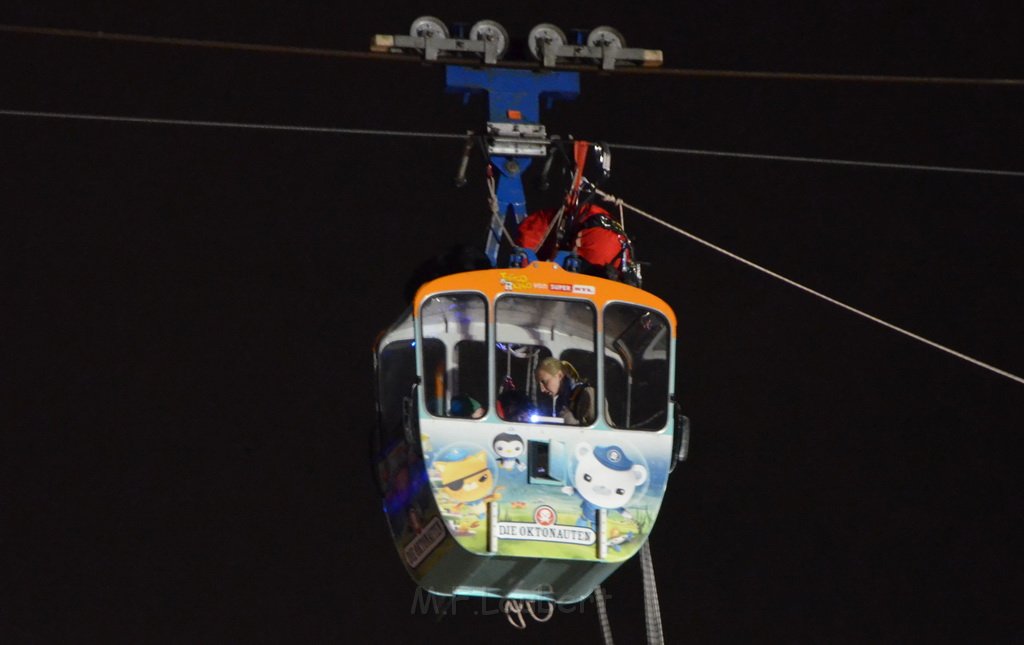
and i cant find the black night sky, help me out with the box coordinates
[4,3,1023,642]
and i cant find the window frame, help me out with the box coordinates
[417,291,490,420]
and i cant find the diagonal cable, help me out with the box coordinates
[610,143,1024,178]
[594,187,1024,386]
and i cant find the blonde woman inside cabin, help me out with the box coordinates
[535,357,596,426]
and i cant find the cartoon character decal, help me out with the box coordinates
[433,446,502,517]
[563,443,648,528]
[423,431,663,558]
[492,432,527,472]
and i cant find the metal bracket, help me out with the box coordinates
[487,501,499,553]
[486,122,549,157]
[539,42,663,71]
[670,402,690,472]
[445,66,579,266]
[372,34,500,65]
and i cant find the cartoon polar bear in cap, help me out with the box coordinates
[562,442,648,527]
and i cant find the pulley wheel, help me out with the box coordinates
[469,19,510,59]
[527,23,567,60]
[587,25,626,49]
[409,15,449,39]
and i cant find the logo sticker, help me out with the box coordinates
[534,505,557,526]
[499,272,532,291]
[403,516,447,568]
[572,284,596,295]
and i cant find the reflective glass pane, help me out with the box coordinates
[420,293,488,419]
[604,303,670,430]
[377,340,417,444]
[495,295,596,425]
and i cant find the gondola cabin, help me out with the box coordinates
[373,261,686,604]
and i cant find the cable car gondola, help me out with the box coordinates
[373,262,686,603]
[371,20,688,607]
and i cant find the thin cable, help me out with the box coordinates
[593,585,615,645]
[640,541,665,645]
[611,143,1024,178]
[593,187,1024,386]
[3,108,1022,179]
[0,108,464,140]
[0,24,388,61]
[2,23,1022,87]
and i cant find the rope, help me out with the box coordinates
[500,598,553,629]
[487,159,562,258]
[594,585,615,645]
[610,142,1024,178]
[3,24,1023,87]
[526,600,554,623]
[2,109,1021,179]
[501,600,527,629]
[569,141,590,208]
[640,541,665,645]
[485,169,521,248]
[529,204,566,256]
[592,187,1024,386]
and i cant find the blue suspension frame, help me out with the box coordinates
[445,66,579,266]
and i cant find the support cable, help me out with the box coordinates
[2,109,1021,179]
[592,186,1024,386]
[2,24,1022,87]
[0,108,465,140]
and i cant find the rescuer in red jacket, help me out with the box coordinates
[516,199,637,283]
[516,140,639,285]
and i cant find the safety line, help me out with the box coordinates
[3,109,1022,178]
[2,24,1023,87]
[611,143,1024,178]
[593,187,1024,385]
